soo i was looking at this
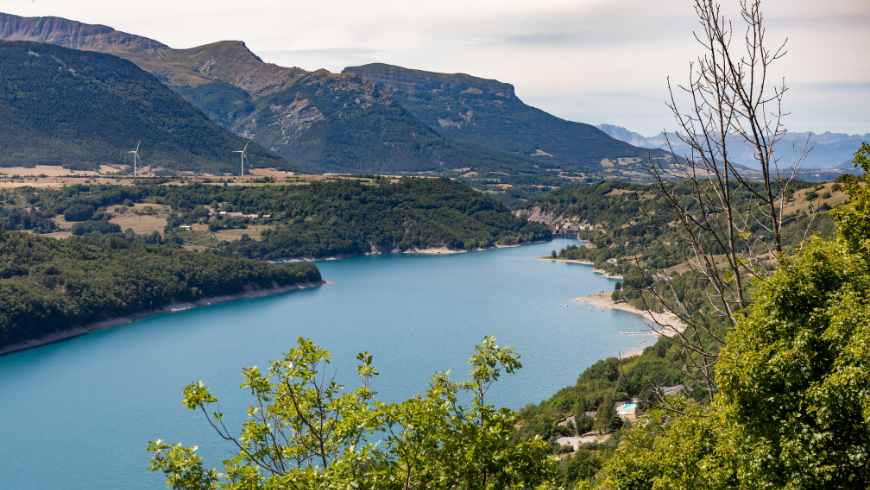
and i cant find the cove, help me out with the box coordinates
[0,239,655,489]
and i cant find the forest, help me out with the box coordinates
[526,178,842,276]
[0,177,550,259]
[0,230,320,350]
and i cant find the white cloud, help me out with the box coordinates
[5,0,868,135]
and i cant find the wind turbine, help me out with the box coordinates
[233,141,250,177]
[128,141,142,177]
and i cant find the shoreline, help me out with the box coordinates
[576,292,686,338]
[0,280,327,357]
[274,240,547,263]
[537,257,624,279]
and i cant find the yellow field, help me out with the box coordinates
[0,165,122,177]
[780,182,853,214]
[108,203,171,235]
[184,223,271,241]
[0,166,351,189]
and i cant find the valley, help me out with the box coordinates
[0,2,867,488]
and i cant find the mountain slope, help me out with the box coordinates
[342,63,673,173]
[0,13,541,175]
[0,40,299,173]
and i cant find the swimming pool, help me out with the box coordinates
[620,403,637,410]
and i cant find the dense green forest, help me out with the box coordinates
[0,178,550,259]
[0,230,320,349]
[0,41,302,174]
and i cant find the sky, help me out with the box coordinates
[3,0,869,136]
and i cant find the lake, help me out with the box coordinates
[0,239,655,489]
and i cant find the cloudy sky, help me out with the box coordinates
[4,0,869,136]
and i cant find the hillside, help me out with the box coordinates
[0,229,321,350]
[0,177,551,259]
[515,179,845,277]
[342,63,674,175]
[0,41,300,174]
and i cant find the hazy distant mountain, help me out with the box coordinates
[596,124,869,170]
[0,41,296,174]
[343,63,673,174]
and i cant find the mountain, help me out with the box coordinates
[0,40,298,174]
[341,63,673,174]
[0,13,545,176]
[596,124,869,170]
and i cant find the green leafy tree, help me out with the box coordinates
[148,336,555,489]
[594,396,616,435]
[592,144,870,489]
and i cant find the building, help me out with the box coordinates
[661,384,685,397]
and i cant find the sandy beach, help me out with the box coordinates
[538,257,624,279]
[576,291,685,338]
[538,257,594,265]
[0,281,327,356]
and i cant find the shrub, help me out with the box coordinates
[63,203,95,221]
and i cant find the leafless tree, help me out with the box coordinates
[635,0,811,403]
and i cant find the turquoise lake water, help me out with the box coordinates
[0,239,656,489]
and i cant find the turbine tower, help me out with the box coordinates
[233,141,250,177]
[128,141,142,177]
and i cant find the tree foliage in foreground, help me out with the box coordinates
[148,336,555,489]
[594,143,870,489]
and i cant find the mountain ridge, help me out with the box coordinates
[0,13,542,176]
[0,40,299,173]
[342,63,673,174]
[0,12,674,183]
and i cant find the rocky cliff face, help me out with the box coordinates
[513,207,555,225]
[344,63,517,99]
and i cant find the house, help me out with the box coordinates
[661,384,685,397]
[554,435,599,451]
